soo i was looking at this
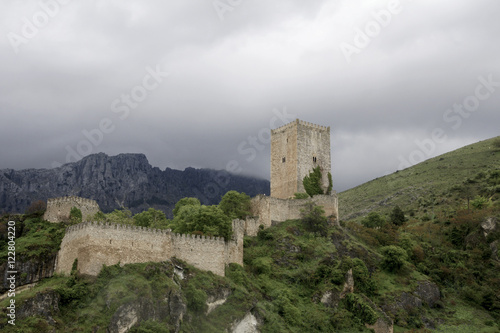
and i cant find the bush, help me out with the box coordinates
[471,196,489,210]
[185,285,207,313]
[390,206,405,226]
[301,202,328,236]
[361,212,385,228]
[303,166,324,197]
[380,245,408,272]
[252,257,273,275]
[69,207,82,224]
[344,293,378,325]
[294,192,309,199]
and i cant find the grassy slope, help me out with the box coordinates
[339,136,500,221]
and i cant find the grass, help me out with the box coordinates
[339,136,500,221]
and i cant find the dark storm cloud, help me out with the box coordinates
[0,0,498,192]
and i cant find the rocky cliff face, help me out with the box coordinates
[0,153,269,217]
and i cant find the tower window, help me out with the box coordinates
[282,157,286,163]
[313,156,317,163]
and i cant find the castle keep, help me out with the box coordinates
[54,119,338,277]
[271,119,331,199]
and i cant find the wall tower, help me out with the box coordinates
[270,119,331,199]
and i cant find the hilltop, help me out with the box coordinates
[340,136,500,221]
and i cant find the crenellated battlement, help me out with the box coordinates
[47,196,99,207]
[57,219,243,277]
[297,119,330,132]
[44,196,100,223]
[271,119,330,134]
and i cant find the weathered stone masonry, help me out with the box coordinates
[243,194,339,237]
[56,220,244,277]
[44,196,100,223]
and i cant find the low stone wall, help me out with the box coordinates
[246,194,338,236]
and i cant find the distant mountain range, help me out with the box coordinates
[0,153,270,217]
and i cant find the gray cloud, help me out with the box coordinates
[0,0,499,192]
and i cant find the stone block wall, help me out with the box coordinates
[56,221,244,277]
[270,119,331,199]
[44,196,100,223]
[246,194,338,236]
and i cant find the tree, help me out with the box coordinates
[361,212,385,228]
[389,206,405,226]
[25,200,46,216]
[218,191,251,220]
[169,199,232,240]
[301,201,328,236]
[172,197,201,217]
[133,208,168,228]
[303,166,324,197]
[194,205,232,240]
[380,245,408,272]
[104,209,134,225]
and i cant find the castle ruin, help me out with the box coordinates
[44,196,100,223]
[56,220,244,277]
[54,119,338,277]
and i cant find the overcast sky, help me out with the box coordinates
[1,0,499,192]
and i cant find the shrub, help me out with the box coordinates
[344,293,378,325]
[380,245,408,272]
[294,192,309,199]
[361,212,385,228]
[252,257,273,275]
[301,202,328,236]
[69,207,82,224]
[303,166,324,197]
[327,172,333,195]
[390,206,405,226]
[471,196,489,210]
[185,285,207,313]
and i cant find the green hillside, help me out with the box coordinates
[340,136,500,222]
[1,137,499,332]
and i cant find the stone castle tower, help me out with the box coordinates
[271,119,331,199]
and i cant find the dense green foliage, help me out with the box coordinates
[133,208,168,228]
[218,191,251,220]
[303,166,324,197]
[361,212,385,228]
[300,201,329,236]
[0,216,66,261]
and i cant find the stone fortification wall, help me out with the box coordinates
[247,194,338,236]
[44,196,100,223]
[56,221,244,277]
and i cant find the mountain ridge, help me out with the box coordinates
[0,152,270,217]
